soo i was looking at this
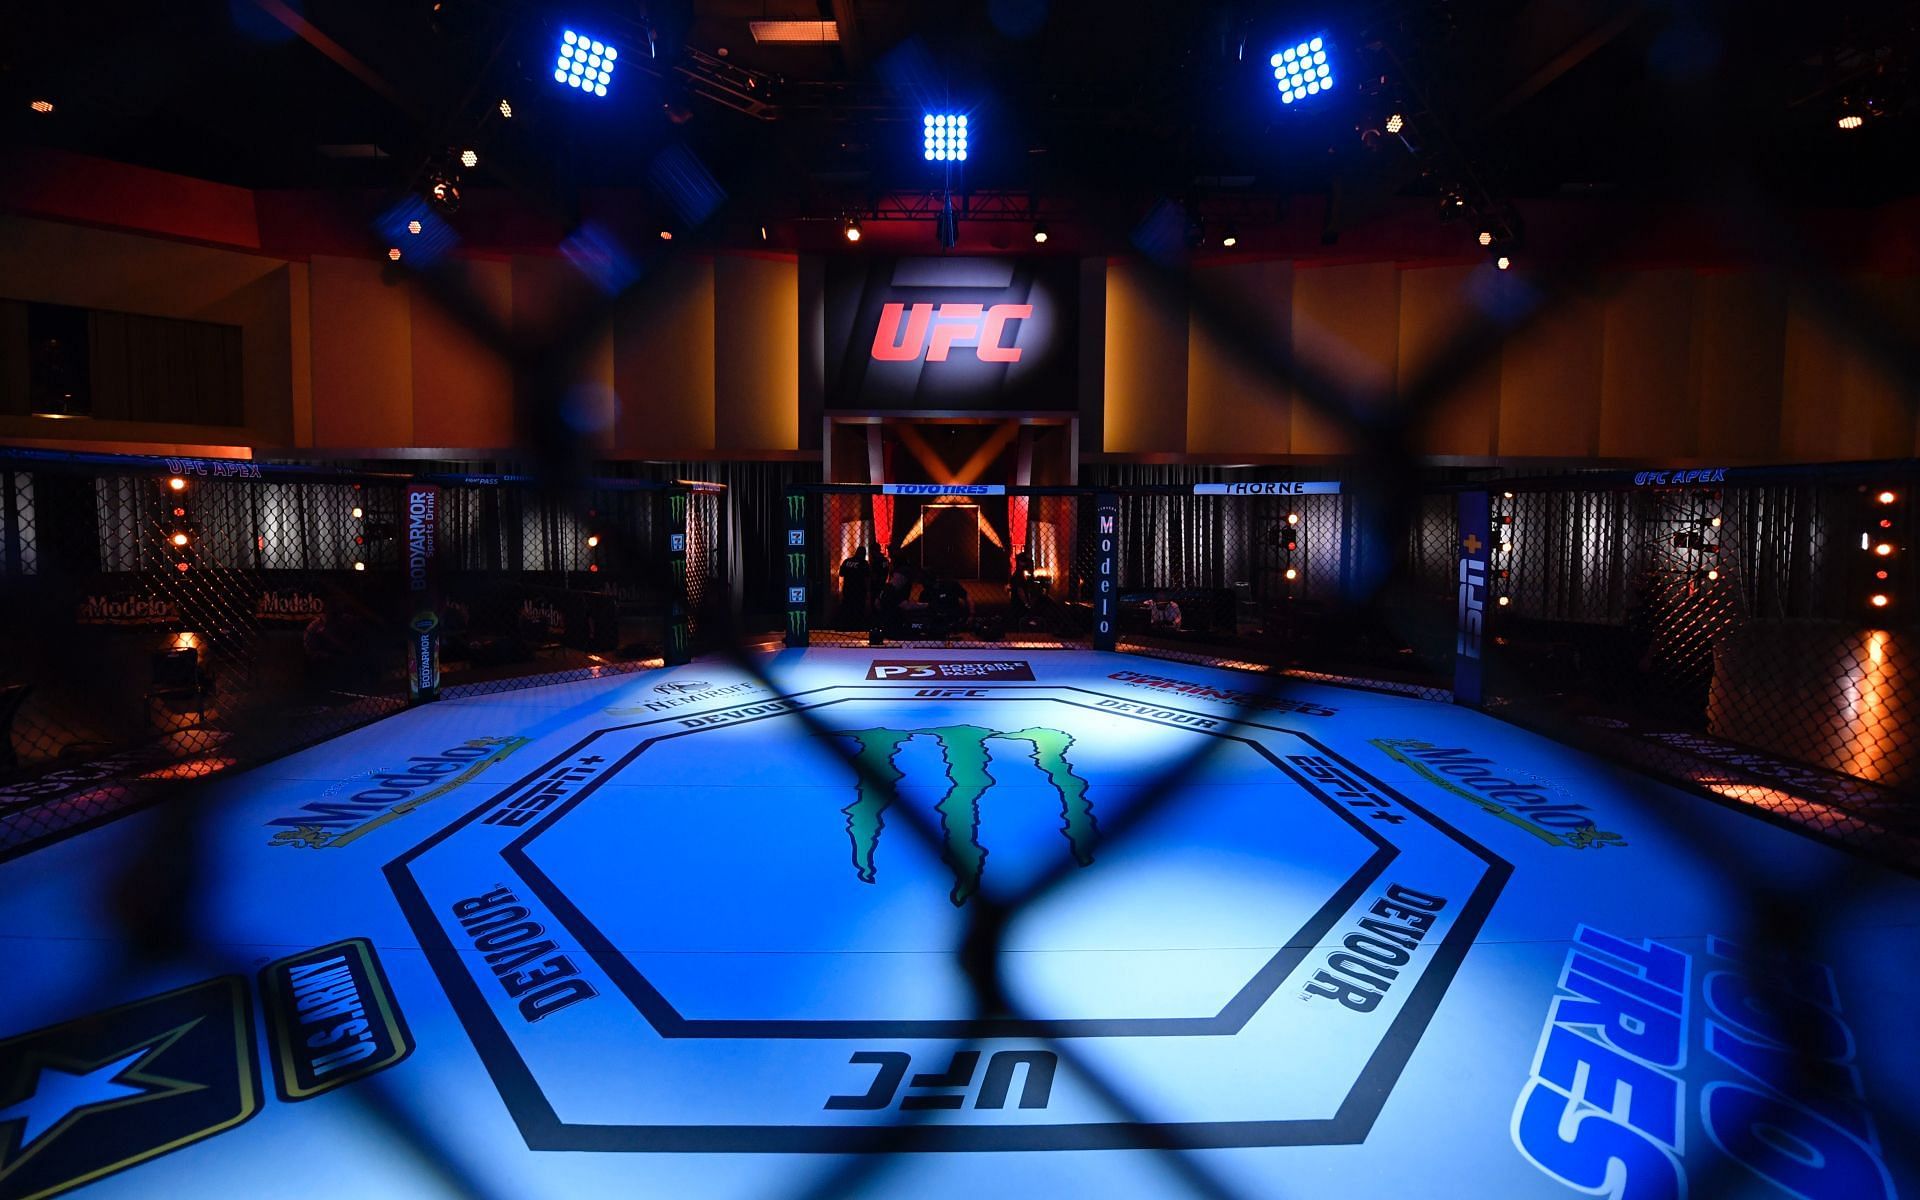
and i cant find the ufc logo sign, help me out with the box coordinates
[871,302,1032,363]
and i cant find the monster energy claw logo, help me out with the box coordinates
[837,726,1096,906]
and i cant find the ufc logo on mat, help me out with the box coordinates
[870,302,1033,362]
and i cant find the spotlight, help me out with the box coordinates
[1222,225,1239,248]
[1273,35,1332,104]
[1838,113,1864,131]
[557,29,617,97]
[1710,516,1722,528]
[498,98,513,118]
[1706,569,1719,581]
[171,532,190,547]
[351,506,363,519]
[388,247,403,261]
[659,229,673,240]
[29,99,54,114]
[1874,542,1894,556]
[1286,512,1300,526]
[1284,567,1299,581]
[922,112,969,162]
[844,216,862,243]
[1385,112,1404,134]
[759,225,769,242]
[460,149,479,169]
[1497,595,1511,607]
[1878,491,1897,505]
[1496,255,1512,271]
[1870,593,1890,607]
[407,219,422,235]
[168,477,187,492]
[1478,230,1493,247]
[353,561,366,572]
[586,535,600,548]
[1032,222,1049,244]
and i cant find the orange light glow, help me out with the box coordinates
[1870,594,1890,608]
[1878,491,1897,505]
[587,535,600,548]
[1284,567,1298,581]
[168,477,187,491]
[171,532,190,547]
[1874,543,1894,556]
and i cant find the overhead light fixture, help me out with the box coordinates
[749,20,839,43]
[1032,221,1049,244]
[1271,34,1332,105]
[923,112,969,162]
[1385,112,1404,134]
[29,99,54,114]
[1496,255,1512,270]
[1870,593,1890,608]
[556,29,616,97]
[1877,490,1897,505]
[460,148,479,168]
[169,477,188,492]
[1478,230,1493,246]
[658,229,673,240]
[407,219,422,235]
[844,216,862,243]
[759,224,769,242]
[1222,225,1239,248]
[388,247,403,261]
[498,98,513,118]
[1837,113,1864,130]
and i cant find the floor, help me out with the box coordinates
[1,650,1914,1199]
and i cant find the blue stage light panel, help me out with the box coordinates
[1271,34,1332,104]
[556,29,617,97]
[923,112,969,162]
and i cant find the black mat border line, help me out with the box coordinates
[504,692,1396,1039]
[385,679,1511,1152]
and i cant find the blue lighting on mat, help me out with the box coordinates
[556,28,616,96]
[1271,34,1332,104]
[923,112,969,162]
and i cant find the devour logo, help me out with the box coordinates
[835,725,1096,906]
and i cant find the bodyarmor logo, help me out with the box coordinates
[836,725,1095,905]
[870,302,1032,363]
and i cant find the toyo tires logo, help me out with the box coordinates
[836,725,1095,905]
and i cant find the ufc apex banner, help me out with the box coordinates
[825,258,1076,411]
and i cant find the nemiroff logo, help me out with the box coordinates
[76,594,178,625]
[267,737,529,849]
[867,660,1036,681]
[1371,739,1626,849]
[1107,670,1337,717]
[871,302,1031,363]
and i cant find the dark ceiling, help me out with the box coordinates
[3,0,1915,251]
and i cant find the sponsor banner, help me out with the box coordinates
[404,482,440,701]
[825,258,1076,412]
[1094,493,1117,652]
[254,588,325,623]
[75,593,178,626]
[879,483,1006,495]
[1513,926,1894,1200]
[266,736,530,849]
[867,660,1036,681]
[605,679,761,717]
[1454,490,1490,705]
[1106,669,1338,717]
[1372,738,1626,848]
[260,938,412,1101]
[1633,466,1728,487]
[0,977,259,1199]
[1192,482,1341,496]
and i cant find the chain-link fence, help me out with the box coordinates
[0,449,726,857]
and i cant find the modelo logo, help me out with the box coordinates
[870,302,1033,363]
[257,591,325,622]
[1457,533,1487,660]
[76,594,178,625]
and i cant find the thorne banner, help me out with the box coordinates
[825,258,1076,412]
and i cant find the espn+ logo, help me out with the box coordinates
[870,302,1032,363]
[1513,926,1893,1200]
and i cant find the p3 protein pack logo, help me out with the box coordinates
[867,660,1036,682]
[1513,926,1895,1200]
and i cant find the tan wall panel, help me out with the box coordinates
[1689,273,1785,461]
[1398,265,1499,457]
[288,261,313,448]
[308,255,412,447]
[1290,262,1399,455]
[1103,259,1188,453]
[612,256,714,454]
[511,255,616,453]
[410,259,514,449]
[1599,270,1696,458]
[1499,294,1603,456]
[1187,260,1292,455]
[714,254,799,451]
